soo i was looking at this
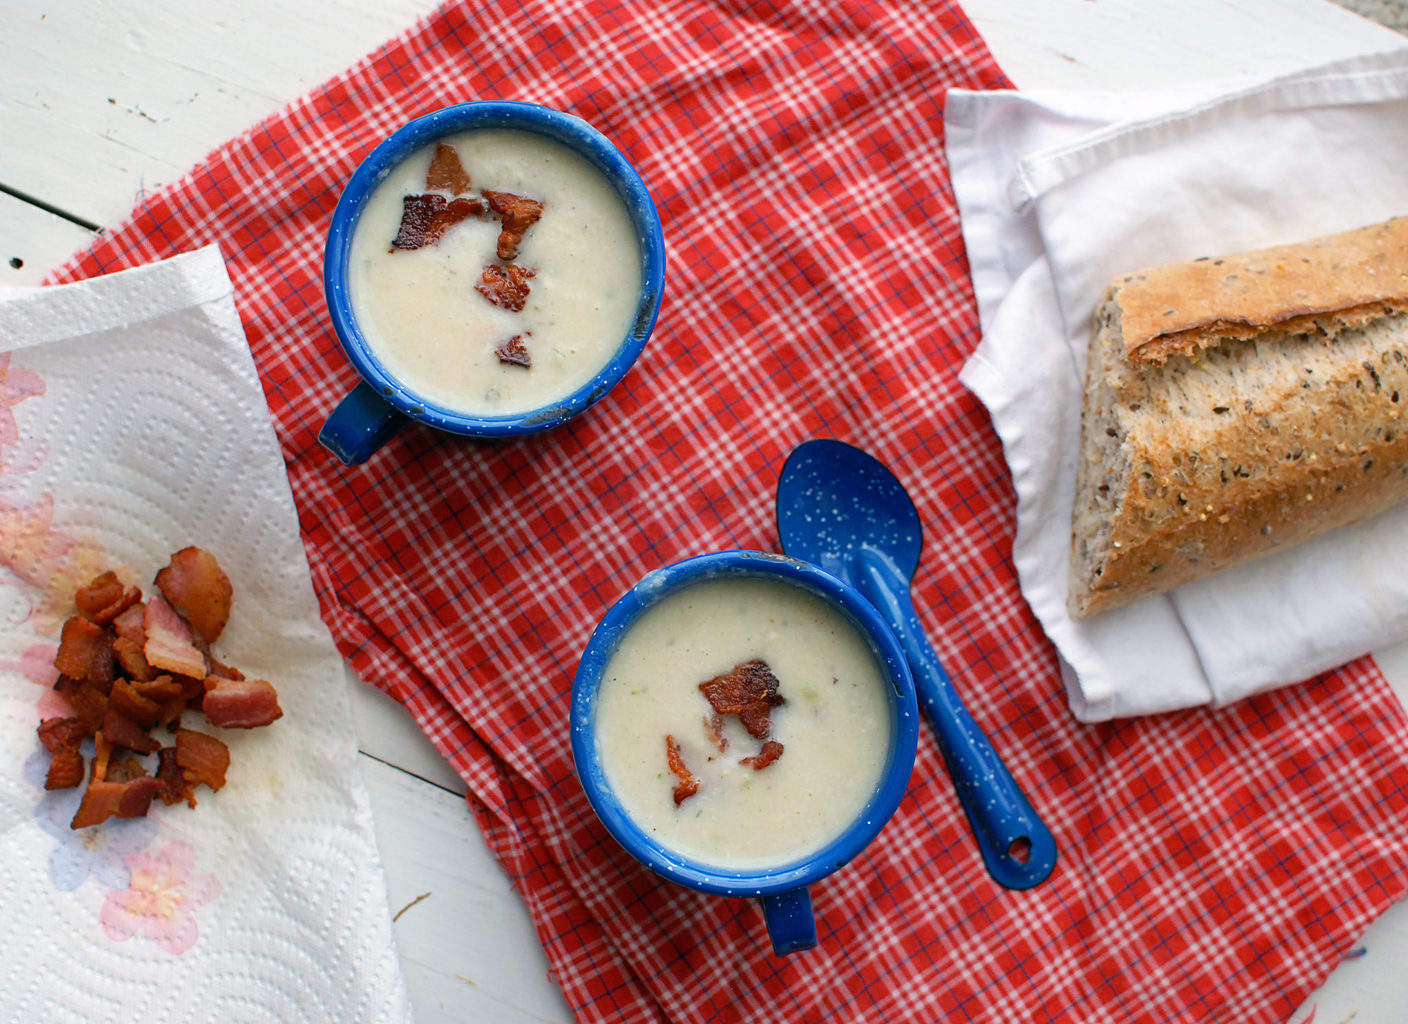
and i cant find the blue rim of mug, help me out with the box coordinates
[570,550,920,898]
[323,101,666,437]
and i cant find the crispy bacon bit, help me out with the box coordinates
[665,734,700,805]
[475,263,535,311]
[109,678,162,728]
[101,706,159,754]
[76,571,123,616]
[91,732,113,782]
[740,739,784,771]
[698,660,787,740]
[482,189,544,260]
[76,571,142,624]
[41,549,281,826]
[55,615,115,689]
[391,193,446,250]
[70,777,163,829]
[54,676,107,735]
[702,713,727,753]
[133,675,183,704]
[155,547,233,644]
[112,603,146,645]
[105,757,148,784]
[208,656,244,681]
[426,142,472,195]
[155,747,193,807]
[176,729,230,791]
[143,594,207,679]
[37,716,86,754]
[203,675,283,729]
[390,193,487,251]
[45,747,84,790]
[113,636,155,681]
[494,333,532,368]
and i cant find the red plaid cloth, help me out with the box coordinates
[50,1,1408,1020]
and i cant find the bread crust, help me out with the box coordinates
[1069,217,1408,618]
[1113,217,1408,364]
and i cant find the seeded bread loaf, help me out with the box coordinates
[1068,217,1408,618]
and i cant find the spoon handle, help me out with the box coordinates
[855,550,1057,890]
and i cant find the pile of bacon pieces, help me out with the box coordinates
[35,547,283,829]
[665,659,787,806]
[390,141,545,368]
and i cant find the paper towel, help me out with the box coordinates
[0,247,414,1023]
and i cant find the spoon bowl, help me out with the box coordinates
[776,438,1057,890]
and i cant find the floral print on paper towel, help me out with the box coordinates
[24,749,157,891]
[1,352,217,954]
[100,842,221,955]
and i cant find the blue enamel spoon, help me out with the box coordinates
[776,438,1056,889]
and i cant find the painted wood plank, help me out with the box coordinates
[0,193,98,287]
[347,662,468,795]
[0,0,438,228]
[361,752,574,1024]
[962,0,1402,90]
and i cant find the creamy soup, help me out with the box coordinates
[347,129,642,416]
[594,577,893,870]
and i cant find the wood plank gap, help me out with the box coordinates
[358,747,464,798]
[0,183,103,233]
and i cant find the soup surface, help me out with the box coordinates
[348,129,642,416]
[594,577,893,870]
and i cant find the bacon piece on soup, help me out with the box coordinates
[475,263,535,312]
[176,728,230,792]
[665,734,700,806]
[702,713,727,753]
[426,142,472,195]
[203,675,282,729]
[390,193,486,251]
[46,747,85,790]
[143,594,207,679]
[494,333,532,368]
[391,193,447,250]
[155,546,233,644]
[698,660,787,740]
[482,189,544,260]
[55,615,115,690]
[740,739,784,771]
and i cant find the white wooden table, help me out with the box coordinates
[2,2,1405,1021]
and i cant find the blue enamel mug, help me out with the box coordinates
[319,101,666,465]
[570,550,920,956]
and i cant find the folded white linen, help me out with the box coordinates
[948,49,1408,721]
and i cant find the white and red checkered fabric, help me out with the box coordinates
[50,2,1408,1021]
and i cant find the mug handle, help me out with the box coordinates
[319,380,409,466]
[759,887,816,955]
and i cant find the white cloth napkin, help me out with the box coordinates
[0,248,414,1022]
[949,48,1408,722]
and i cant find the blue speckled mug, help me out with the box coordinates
[319,101,666,465]
[571,550,920,956]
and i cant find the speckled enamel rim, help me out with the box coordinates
[323,100,666,437]
[570,550,920,898]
